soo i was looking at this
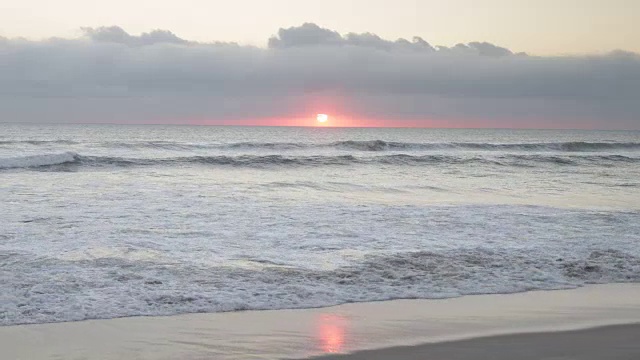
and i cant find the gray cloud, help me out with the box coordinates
[0,24,638,129]
[81,26,189,46]
[268,23,522,57]
[269,23,436,53]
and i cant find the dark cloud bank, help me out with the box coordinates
[1,23,639,129]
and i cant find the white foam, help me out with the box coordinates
[0,152,78,169]
[1,203,639,326]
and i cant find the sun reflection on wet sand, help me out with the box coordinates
[316,314,348,354]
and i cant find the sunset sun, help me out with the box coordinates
[317,114,329,123]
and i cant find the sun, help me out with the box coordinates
[317,114,329,123]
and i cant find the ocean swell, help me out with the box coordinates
[133,140,640,152]
[2,152,639,170]
[333,140,640,152]
[4,139,640,152]
[0,152,79,169]
[0,140,78,146]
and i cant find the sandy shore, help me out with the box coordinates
[307,323,640,360]
[2,284,640,359]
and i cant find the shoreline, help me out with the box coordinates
[3,284,640,359]
[305,323,640,360]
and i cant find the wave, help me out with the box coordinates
[0,140,78,146]
[0,152,79,169]
[67,153,640,168]
[4,247,639,325]
[4,139,640,152]
[2,152,638,170]
[332,140,640,152]
[158,140,640,152]
[113,140,640,152]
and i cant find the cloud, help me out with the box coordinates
[81,26,189,46]
[268,23,519,56]
[268,23,343,48]
[269,23,436,53]
[0,24,638,129]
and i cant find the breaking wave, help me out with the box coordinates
[2,152,639,170]
[4,139,640,152]
[3,246,639,325]
[0,152,79,169]
[113,140,640,152]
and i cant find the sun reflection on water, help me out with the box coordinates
[317,314,348,354]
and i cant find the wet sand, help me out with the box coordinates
[2,284,640,359]
[308,324,640,360]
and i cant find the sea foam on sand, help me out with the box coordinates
[2,284,640,360]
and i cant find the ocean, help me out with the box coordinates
[1,124,639,326]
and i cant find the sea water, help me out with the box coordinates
[1,124,639,325]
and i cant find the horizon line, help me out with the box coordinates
[0,121,638,132]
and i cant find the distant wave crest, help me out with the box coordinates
[0,140,79,146]
[331,140,640,152]
[2,152,638,170]
[4,139,640,152]
[68,153,640,168]
[189,140,640,152]
[0,152,79,169]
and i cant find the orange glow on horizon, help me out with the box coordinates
[173,94,600,129]
[187,94,480,127]
[139,115,607,129]
[195,114,469,128]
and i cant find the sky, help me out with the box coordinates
[1,1,639,129]
[3,0,640,55]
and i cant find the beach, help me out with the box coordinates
[2,284,640,359]
[310,324,640,360]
